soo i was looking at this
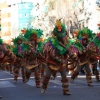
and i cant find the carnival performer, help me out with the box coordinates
[89,32,100,81]
[12,35,27,83]
[89,24,100,81]
[41,20,76,95]
[0,38,4,98]
[36,38,46,78]
[70,27,95,86]
[0,38,15,98]
[0,44,13,73]
[23,29,43,88]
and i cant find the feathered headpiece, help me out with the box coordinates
[56,20,62,28]
[53,20,67,38]
[12,34,29,58]
[77,27,94,42]
[73,29,79,37]
[23,28,43,40]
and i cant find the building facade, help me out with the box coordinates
[0,1,11,43]
[0,0,33,44]
[11,2,33,38]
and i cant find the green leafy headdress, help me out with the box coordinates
[77,27,94,42]
[12,34,29,58]
[53,20,67,38]
[23,28,43,39]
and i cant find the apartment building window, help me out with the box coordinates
[25,13,28,17]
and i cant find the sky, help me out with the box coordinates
[0,0,44,4]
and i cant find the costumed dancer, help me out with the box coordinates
[41,20,72,95]
[23,29,43,88]
[6,44,14,74]
[12,35,27,83]
[70,27,94,86]
[89,24,100,81]
[0,38,4,98]
[0,38,15,98]
[88,32,100,81]
[36,38,46,78]
[67,39,83,75]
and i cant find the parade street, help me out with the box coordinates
[0,70,100,100]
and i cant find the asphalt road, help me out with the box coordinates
[0,70,100,100]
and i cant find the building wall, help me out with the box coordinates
[0,2,11,43]
[0,10,1,35]
[0,1,33,43]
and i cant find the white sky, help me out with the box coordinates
[0,0,44,5]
